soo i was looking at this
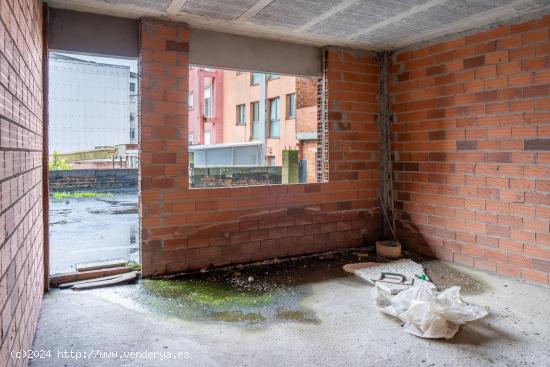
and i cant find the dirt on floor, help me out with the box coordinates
[83,249,486,328]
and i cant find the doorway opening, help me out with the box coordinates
[47,52,139,275]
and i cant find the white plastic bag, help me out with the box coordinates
[372,281,488,339]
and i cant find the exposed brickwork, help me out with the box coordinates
[139,22,380,276]
[0,0,44,364]
[295,77,317,109]
[49,169,138,191]
[391,15,550,286]
[190,167,281,188]
[326,48,380,183]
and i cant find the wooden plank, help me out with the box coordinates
[50,266,130,286]
[71,271,139,291]
[58,273,129,289]
[76,259,127,272]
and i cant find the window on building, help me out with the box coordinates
[129,128,135,140]
[188,92,194,109]
[267,156,276,166]
[251,73,263,86]
[189,133,194,145]
[204,85,211,117]
[286,93,296,119]
[268,74,280,81]
[251,101,259,140]
[204,130,211,145]
[236,104,246,125]
[269,97,280,138]
[129,82,135,92]
[129,113,135,121]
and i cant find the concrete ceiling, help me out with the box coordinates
[45,0,550,49]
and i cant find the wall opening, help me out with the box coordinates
[47,51,139,275]
[187,66,324,188]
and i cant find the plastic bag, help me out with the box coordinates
[372,281,488,339]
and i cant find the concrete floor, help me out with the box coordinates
[49,190,139,274]
[32,258,550,367]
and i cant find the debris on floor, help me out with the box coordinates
[92,249,373,327]
[423,260,485,295]
[59,271,140,290]
[51,259,142,289]
[49,266,130,287]
[373,281,488,339]
[344,258,488,339]
[343,259,427,294]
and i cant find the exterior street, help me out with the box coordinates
[49,190,139,274]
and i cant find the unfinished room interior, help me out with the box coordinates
[1,0,550,365]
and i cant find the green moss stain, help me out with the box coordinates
[106,251,374,327]
[142,279,277,308]
[133,278,317,326]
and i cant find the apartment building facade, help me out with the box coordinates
[49,53,138,153]
[188,67,318,180]
[188,67,224,145]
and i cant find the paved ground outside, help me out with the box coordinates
[32,256,550,367]
[49,190,139,274]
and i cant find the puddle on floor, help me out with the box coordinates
[82,250,375,328]
[137,277,317,326]
[64,250,485,327]
[423,260,487,295]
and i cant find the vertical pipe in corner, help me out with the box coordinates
[377,51,396,241]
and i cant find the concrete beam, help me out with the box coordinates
[48,8,139,58]
[189,28,323,77]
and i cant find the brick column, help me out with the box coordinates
[139,19,189,276]
[325,48,380,183]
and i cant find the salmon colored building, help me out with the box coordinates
[188,67,224,145]
[188,68,318,182]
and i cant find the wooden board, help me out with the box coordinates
[50,266,130,286]
[58,273,130,289]
[75,259,127,272]
[71,271,139,291]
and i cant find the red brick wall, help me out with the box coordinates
[390,15,550,286]
[296,77,317,109]
[139,22,380,276]
[0,0,44,364]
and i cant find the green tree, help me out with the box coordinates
[49,151,72,170]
